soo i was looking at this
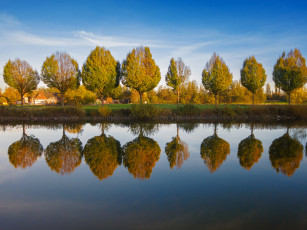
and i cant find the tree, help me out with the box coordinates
[41,52,80,106]
[202,53,233,107]
[269,132,303,176]
[83,133,122,180]
[200,124,230,173]
[122,46,161,104]
[81,47,120,107]
[165,58,191,107]
[240,56,267,105]
[237,125,263,170]
[45,126,82,175]
[165,125,189,169]
[8,124,43,168]
[273,49,307,105]
[3,59,40,107]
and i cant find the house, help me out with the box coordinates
[30,92,58,105]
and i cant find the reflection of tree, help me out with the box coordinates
[64,124,84,134]
[45,127,82,175]
[177,123,199,133]
[8,125,43,169]
[200,124,230,173]
[237,125,263,170]
[126,123,159,136]
[83,134,122,180]
[269,133,303,177]
[123,134,161,180]
[165,125,189,169]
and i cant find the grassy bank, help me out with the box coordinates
[0,104,307,122]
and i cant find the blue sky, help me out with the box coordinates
[1,0,307,89]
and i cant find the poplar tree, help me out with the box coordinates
[41,52,80,107]
[165,58,191,107]
[202,53,232,107]
[122,46,161,104]
[273,49,307,105]
[3,59,40,107]
[81,46,120,107]
[240,56,267,105]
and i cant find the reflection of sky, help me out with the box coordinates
[0,123,306,229]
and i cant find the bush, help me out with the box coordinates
[130,104,162,119]
[98,106,111,117]
[173,104,201,116]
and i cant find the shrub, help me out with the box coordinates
[98,106,111,117]
[173,104,201,116]
[130,104,161,119]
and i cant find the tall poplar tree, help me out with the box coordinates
[122,46,161,104]
[41,52,79,107]
[273,49,307,105]
[240,56,267,105]
[165,58,191,107]
[202,53,232,107]
[81,46,120,106]
[3,59,40,107]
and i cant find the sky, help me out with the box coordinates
[1,0,307,89]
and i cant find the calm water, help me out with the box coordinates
[0,122,306,230]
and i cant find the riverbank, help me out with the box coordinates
[0,104,307,123]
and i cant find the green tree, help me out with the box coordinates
[200,124,230,173]
[3,59,40,107]
[8,124,43,168]
[41,52,80,106]
[269,132,303,176]
[165,125,189,169]
[240,56,267,105]
[81,47,120,107]
[237,126,263,170]
[83,133,122,181]
[45,126,82,175]
[123,125,161,179]
[273,49,307,105]
[165,58,191,107]
[122,46,161,104]
[202,53,233,107]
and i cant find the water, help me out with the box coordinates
[0,123,306,230]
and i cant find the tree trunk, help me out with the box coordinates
[22,123,26,135]
[253,93,255,105]
[214,123,217,136]
[61,93,64,107]
[139,92,143,105]
[177,89,179,108]
[288,93,291,106]
[101,95,104,107]
[176,124,179,139]
[215,94,217,108]
[21,93,24,108]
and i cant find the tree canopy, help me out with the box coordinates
[45,130,83,175]
[8,129,43,169]
[202,53,233,107]
[41,52,80,106]
[165,58,191,107]
[81,46,119,106]
[269,133,303,176]
[240,56,267,104]
[273,49,307,105]
[200,133,230,173]
[83,134,122,181]
[3,59,40,107]
[122,46,161,104]
[237,134,263,170]
[123,135,160,179]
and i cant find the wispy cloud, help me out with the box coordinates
[0,12,20,26]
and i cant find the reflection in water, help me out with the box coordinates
[8,124,43,169]
[177,123,199,133]
[269,133,303,176]
[83,131,122,181]
[123,125,161,179]
[64,124,84,134]
[165,125,189,169]
[45,126,83,175]
[200,124,230,173]
[237,125,263,170]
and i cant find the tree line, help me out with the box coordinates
[7,123,304,179]
[2,47,307,107]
